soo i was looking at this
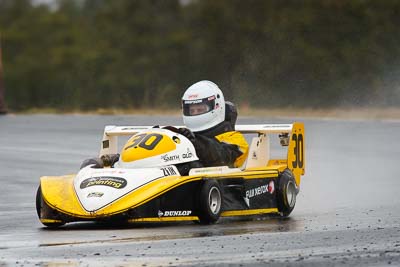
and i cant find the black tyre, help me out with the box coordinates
[198,180,223,224]
[35,186,42,218]
[276,169,298,217]
[36,186,65,227]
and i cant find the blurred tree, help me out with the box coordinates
[1,0,400,111]
[0,34,7,113]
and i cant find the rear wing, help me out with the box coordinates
[237,123,305,185]
[236,124,293,133]
[99,123,305,184]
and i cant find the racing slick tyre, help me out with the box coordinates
[276,169,298,217]
[198,180,223,224]
[36,186,65,228]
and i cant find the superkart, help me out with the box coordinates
[36,123,305,227]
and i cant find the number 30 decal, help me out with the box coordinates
[125,133,163,151]
[292,133,304,168]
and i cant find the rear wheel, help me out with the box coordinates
[36,186,65,228]
[198,180,223,224]
[276,169,298,217]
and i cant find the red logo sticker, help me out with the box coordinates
[268,181,275,194]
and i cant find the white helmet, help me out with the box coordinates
[182,80,225,132]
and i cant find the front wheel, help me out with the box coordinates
[198,180,223,224]
[36,186,65,228]
[276,169,298,217]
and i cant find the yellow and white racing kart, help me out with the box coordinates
[36,123,305,227]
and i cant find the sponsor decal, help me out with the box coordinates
[80,177,127,189]
[246,185,267,199]
[182,149,193,159]
[245,183,275,199]
[243,183,274,207]
[158,210,192,217]
[184,99,203,104]
[192,167,225,173]
[188,94,199,99]
[161,166,177,176]
[172,136,181,144]
[87,192,104,198]
[262,125,291,129]
[161,154,180,162]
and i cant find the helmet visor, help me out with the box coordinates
[182,96,216,116]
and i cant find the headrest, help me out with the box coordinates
[225,101,238,128]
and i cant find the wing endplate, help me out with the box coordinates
[287,122,305,185]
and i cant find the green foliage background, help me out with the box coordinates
[1,0,400,111]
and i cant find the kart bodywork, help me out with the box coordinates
[36,123,305,227]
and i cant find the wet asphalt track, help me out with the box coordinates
[0,114,400,266]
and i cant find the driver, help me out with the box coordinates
[178,80,248,168]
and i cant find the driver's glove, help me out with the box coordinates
[178,128,196,143]
[101,154,120,167]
